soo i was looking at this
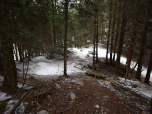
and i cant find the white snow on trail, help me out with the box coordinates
[16,43,152,81]
[16,55,85,77]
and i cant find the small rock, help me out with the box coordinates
[104,81,110,86]
[94,105,99,109]
[47,95,51,98]
[37,110,49,114]
[70,92,76,100]
[103,96,109,99]
[55,83,61,89]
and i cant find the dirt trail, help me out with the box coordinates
[24,73,148,114]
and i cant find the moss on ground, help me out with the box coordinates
[27,76,40,82]
[85,72,106,79]
[0,102,7,111]
[132,84,137,88]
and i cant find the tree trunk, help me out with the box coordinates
[106,0,113,64]
[136,0,151,81]
[125,0,138,80]
[93,20,96,66]
[110,0,117,65]
[93,19,96,67]
[64,0,68,76]
[52,0,56,46]
[15,43,18,61]
[113,1,121,65]
[0,56,3,72]
[96,17,99,63]
[115,0,127,75]
[27,44,31,61]
[144,49,152,84]
[0,0,18,92]
[18,44,23,62]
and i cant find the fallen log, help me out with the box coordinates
[85,72,107,79]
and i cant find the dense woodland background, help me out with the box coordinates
[0,0,152,92]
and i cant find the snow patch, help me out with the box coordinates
[0,91,12,102]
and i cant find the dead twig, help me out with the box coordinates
[7,91,29,114]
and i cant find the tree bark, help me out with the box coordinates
[106,0,113,64]
[64,0,68,76]
[125,0,138,80]
[0,0,17,92]
[93,19,96,67]
[136,0,151,81]
[0,56,3,72]
[96,17,99,63]
[18,44,23,62]
[110,0,117,65]
[115,0,127,75]
[52,0,56,46]
[15,43,18,61]
[144,49,152,84]
[113,1,121,65]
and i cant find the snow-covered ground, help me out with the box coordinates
[98,77,152,100]
[1,43,152,113]
[15,43,152,81]
[69,44,152,82]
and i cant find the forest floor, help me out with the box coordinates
[0,61,151,114]
[0,43,152,114]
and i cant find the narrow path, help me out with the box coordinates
[27,73,147,114]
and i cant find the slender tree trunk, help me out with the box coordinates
[110,0,117,65]
[125,0,138,80]
[18,44,23,62]
[64,0,68,75]
[113,1,121,65]
[96,17,99,63]
[27,44,31,61]
[52,0,56,46]
[136,0,151,81]
[106,0,113,64]
[15,43,18,61]
[144,49,152,84]
[125,33,135,74]
[115,0,127,75]
[93,19,96,67]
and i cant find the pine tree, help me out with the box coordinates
[64,0,69,76]
[125,0,138,80]
[136,0,151,81]
[106,0,113,64]
[115,0,127,75]
[0,0,17,92]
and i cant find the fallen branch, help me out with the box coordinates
[34,90,48,98]
[7,91,29,114]
[57,100,75,113]
[74,66,83,70]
